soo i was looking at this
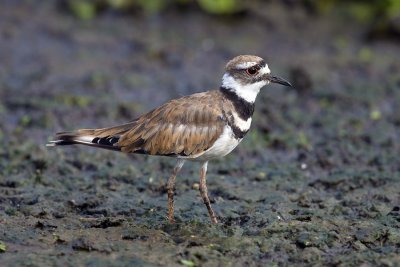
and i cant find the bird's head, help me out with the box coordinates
[221,55,291,103]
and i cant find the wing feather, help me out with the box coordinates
[48,90,228,157]
[117,91,226,157]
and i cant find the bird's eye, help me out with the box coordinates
[246,66,259,76]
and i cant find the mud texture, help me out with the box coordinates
[0,1,399,266]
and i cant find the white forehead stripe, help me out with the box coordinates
[236,62,258,69]
[260,64,271,74]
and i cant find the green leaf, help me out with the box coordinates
[197,0,241,15]
[106,0,134,9]
[68,0,97,20]
[387,0,400,18]
[135,0,168,14]
[0,241,7,252]
[180,259,195,267]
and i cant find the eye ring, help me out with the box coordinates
[246,66,259,76]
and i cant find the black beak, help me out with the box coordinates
[267,74,292,87]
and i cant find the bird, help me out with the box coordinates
[47,55,291,224]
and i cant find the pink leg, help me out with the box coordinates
[199,162,218,224]
[167,160,184,223]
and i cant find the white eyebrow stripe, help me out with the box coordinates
[236,62,258,69]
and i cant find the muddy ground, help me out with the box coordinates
[0,1,399,266]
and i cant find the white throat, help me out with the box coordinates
[221,73,268,103]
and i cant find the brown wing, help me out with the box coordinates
[117,92,226,157]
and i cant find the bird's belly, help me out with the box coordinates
[189,126,242,161]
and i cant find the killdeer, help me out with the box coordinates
[48,55,291,224]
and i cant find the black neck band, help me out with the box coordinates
[220,86,255,120]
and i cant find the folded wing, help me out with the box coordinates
[118,92,225,157]
[49,92,226,158]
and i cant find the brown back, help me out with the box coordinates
[114,90,227,157]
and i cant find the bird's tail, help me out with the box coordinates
[46,122,136,151]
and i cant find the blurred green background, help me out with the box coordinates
[65,0,400,34]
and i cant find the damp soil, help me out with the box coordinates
[0,1,399,266]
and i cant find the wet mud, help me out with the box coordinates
[0,1,399,266]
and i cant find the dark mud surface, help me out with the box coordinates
[0,1,399,266]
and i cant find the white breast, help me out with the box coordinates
[190,126,242,161]
[232,112,252,132]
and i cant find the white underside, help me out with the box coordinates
[186,126,242,161]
